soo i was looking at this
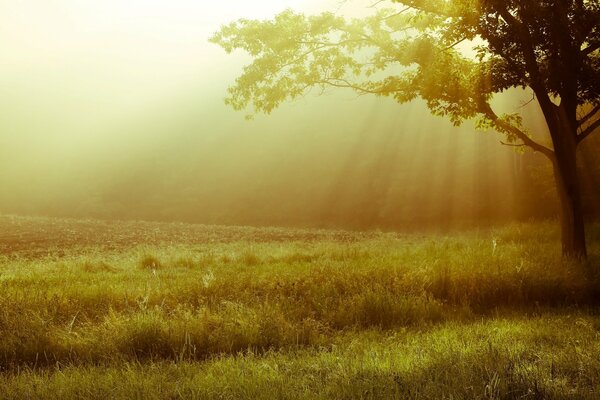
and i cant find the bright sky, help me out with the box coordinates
[0,0,376,118]
[0,0,381,172]
[0,0,367,73]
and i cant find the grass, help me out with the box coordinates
[2,315,600,400]
[0,215,599,398]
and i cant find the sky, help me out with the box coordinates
[0,0,571,228]
[0,0,361,81]
[0,0,374,145]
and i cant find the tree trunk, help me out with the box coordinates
[552,143,587,259]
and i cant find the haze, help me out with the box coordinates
[0,0,592,229]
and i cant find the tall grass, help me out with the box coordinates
[2,315,600,399]
[0,218,598,398]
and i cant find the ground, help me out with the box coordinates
[0,215,599,399]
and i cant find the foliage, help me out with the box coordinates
[211,0,600,152]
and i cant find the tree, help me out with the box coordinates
[211,0,600,258]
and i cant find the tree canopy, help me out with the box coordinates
[211,0,600,157]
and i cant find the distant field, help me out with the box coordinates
[0,215,599,399]
[0,215,375,258]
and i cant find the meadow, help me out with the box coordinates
[0,215,599,399]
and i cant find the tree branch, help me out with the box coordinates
[391,0,456,17]
[578,104,600,127]
[494,4,561,128]
[517,91,536,109]
[480,102,554,159]
[442,38,467,51]
[582,42,600,56]
[314,78,386,95]
[500,141,526,148]
[578,118,600,144]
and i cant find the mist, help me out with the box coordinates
[1,0,598,230]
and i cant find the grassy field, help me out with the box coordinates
[0,215,599,399]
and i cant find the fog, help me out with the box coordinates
[0,0,598,229]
